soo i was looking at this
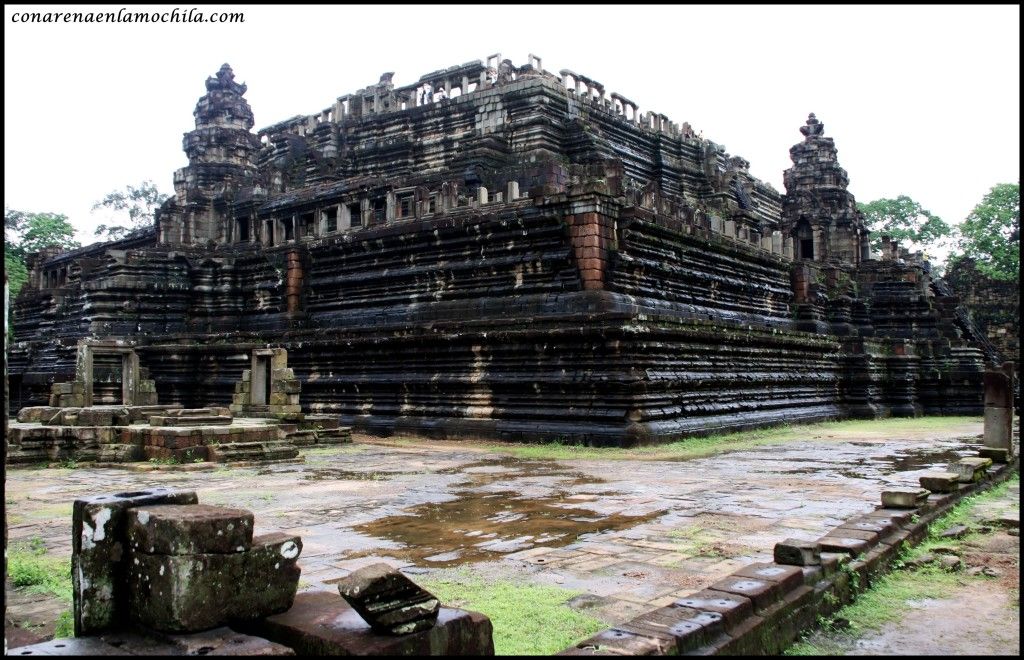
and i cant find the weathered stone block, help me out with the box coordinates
[16,406,60,423]
[948,457,992,483]
[77,409,115,427]
[336,563,440,635]
[673,589,753,630]
[620,605,723,653]
[732,563,804,594]
[978,447,1010,463]
[127,532,302,632]
[72,488,199,636]
[881,487,929,508]
[707,576,780,612]
[127,504,254,555]
[239,590,494,655]
[8,628,296,656]
[919,471,960,493]
[817,536,869,556]
[773,538,821,566]
[983,406,1012,450]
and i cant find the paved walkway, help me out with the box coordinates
[4,418,985,631]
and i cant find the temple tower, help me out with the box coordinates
[781,114,870,264]
[158,64,261,245]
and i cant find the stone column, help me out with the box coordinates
[285,250,303,315]
[983,364,1014,455]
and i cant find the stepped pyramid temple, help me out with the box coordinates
[7,56,1003,450]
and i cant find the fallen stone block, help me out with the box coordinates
[880,487,929,508]
[948,457,992,483]
[238,590,494,655]
[127,504,254,555]
[978,447,1011,463]
[919,471,960,493]
[903,552,935,569]
[336,563,440,635]
[127,532,302,633]
[73,488,199,636]
[773,538,821,566]
[939,555,963,572]
[938,524,970,539]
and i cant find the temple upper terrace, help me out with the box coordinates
[255,53,698,144]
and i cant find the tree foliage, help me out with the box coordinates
[92,180,169,240]
[953,182,1019,281]
[4,207,80,298]
[858,195,952,257]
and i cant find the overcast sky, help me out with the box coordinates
[4,4,1019,250]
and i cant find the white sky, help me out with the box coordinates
[4,4,1020,250]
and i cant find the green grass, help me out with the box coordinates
[420,575,606,655]
[423,416,982,462]
[7,538,73,603]
[8,537,75,639]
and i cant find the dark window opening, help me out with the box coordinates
[283,218,295,242]
[237,218,250,242]
[324,208,338,233]
[398,196,414,219]
[372,198,386,224]
[800,239,814,260]
[349,203,362,227]
[299,213,315,238]
[428,196,437,214]
[265,220,275,246]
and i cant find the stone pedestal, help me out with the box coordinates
[982,366,1014,455]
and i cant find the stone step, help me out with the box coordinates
[207,441,299,463]
[285,431,317,447]
[150,415,233,427]
[314,427,353,445]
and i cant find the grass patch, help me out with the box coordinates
[54,610,74,637]
[7,538,73,603]
[419,575,606,655]
[433,416,982,462]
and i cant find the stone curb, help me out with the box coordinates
[559,450,1019,656]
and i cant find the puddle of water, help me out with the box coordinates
[350,458,663,566]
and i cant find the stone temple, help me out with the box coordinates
[7,55,1003,448]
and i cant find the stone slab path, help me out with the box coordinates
[4,418,985,635]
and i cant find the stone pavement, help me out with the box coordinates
[4,418,986,632]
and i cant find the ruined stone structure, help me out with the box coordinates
[9,487,493,655]
[944,257,1019,365]
[7,56,998,446]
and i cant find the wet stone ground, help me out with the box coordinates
[4,419,986,632]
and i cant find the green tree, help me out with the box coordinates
[954,182,1020,281]
[858,195,952,258]
[92,180,169,240]
[3,208,80,298]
